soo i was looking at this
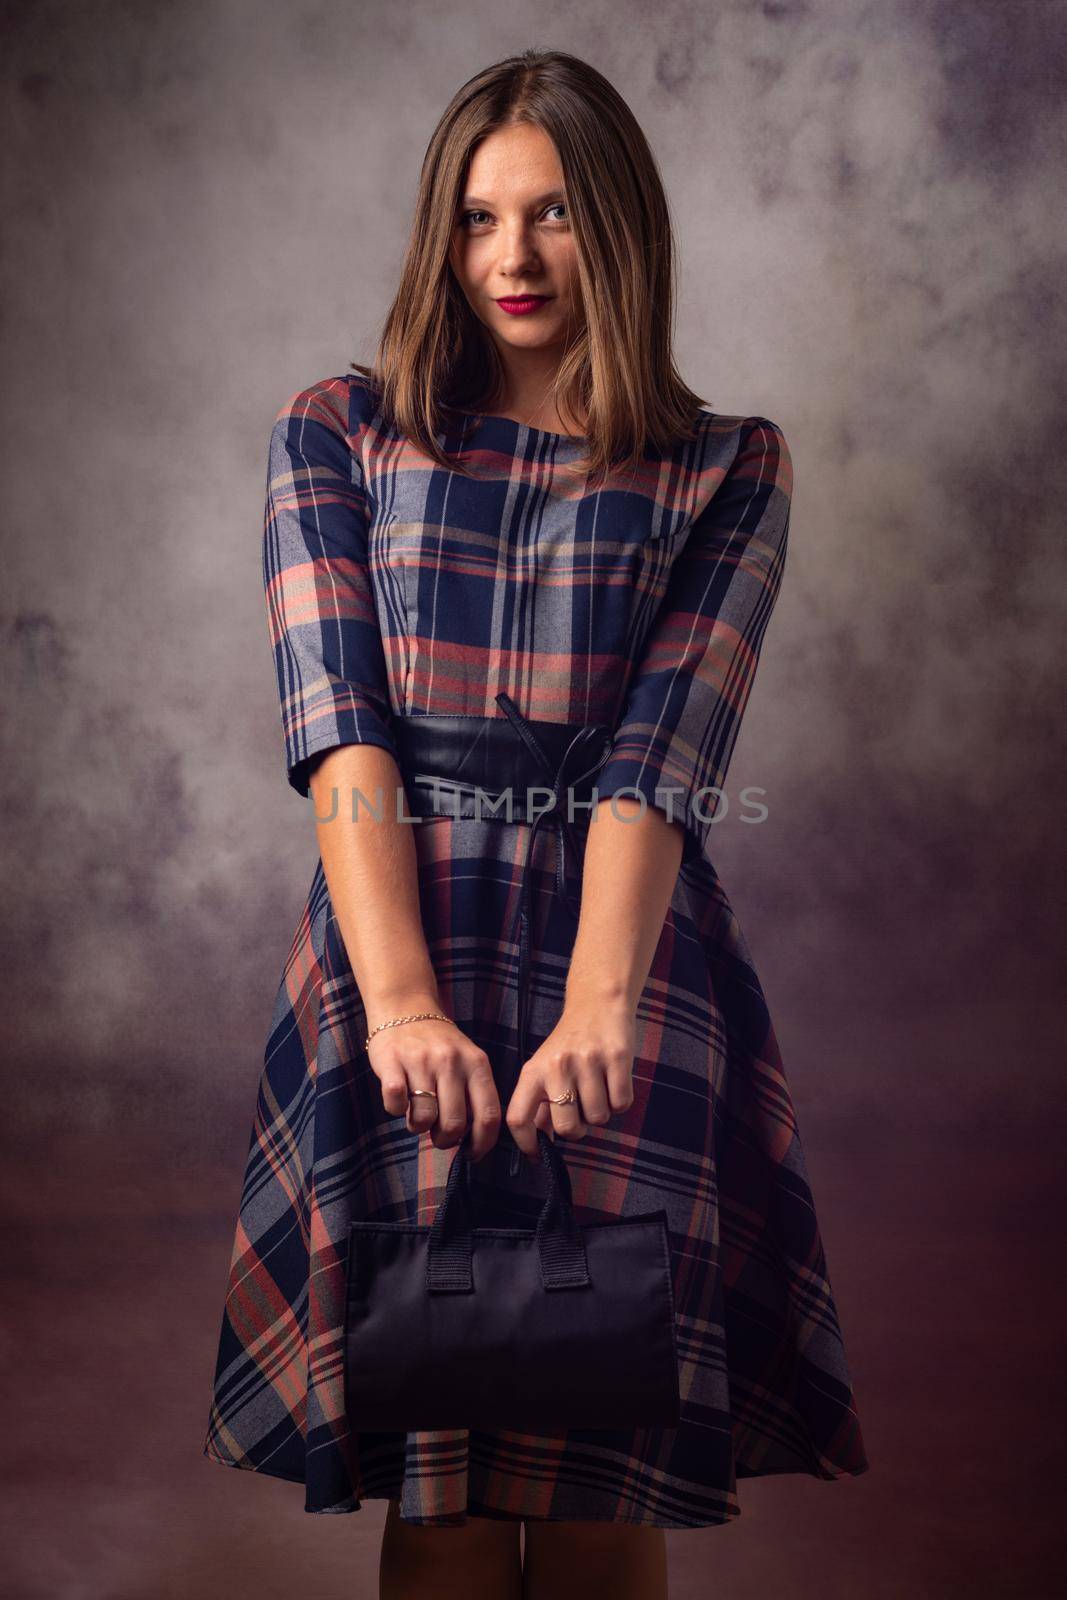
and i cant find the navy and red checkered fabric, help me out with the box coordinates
[203,373,869,1526]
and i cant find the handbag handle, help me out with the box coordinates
[427,1129,590,1293]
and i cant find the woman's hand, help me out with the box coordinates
[505,995,637,1161]
[367,1015,502,1162]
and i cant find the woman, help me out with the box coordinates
[204,48,868,1600]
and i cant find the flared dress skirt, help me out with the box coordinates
[202,372,870,1526]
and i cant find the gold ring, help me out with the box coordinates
[408,1088,438,1101]
[546,1088,578,1106]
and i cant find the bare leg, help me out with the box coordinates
[521,1520,668,1600]
[379,1497,523,1600]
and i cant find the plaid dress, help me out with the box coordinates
[203,372,869,1527]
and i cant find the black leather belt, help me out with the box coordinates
[391,691,614,1177]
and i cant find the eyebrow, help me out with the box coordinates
[460,189,566,208]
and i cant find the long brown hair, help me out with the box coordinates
[350,49,709,482]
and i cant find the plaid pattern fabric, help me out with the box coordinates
[203,373,869,1526]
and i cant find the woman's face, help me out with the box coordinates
[448,122,582,362]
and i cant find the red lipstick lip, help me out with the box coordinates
[495,294,552,315]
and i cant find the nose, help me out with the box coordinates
[495,220,541,279]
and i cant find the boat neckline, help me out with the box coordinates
[452,409,588,444]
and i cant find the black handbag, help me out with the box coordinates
[343,1126,681,1432]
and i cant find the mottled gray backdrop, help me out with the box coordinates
[2,1,1064,1596]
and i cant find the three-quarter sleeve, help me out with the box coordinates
[262,379,401,798]
[594,416,792,865]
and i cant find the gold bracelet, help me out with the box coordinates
[363,1011,453,1050]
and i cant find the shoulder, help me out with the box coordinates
[269,370,385,443]
[684,412,793,544]
[687,409,792,505]
[690,404,787,452]
[740,415,792,497]
[693,405,788,452]
[704,410,791,495]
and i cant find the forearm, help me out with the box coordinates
[308,744,441,1023]
[566,797,684,1012]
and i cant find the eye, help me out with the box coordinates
[458,203,569,228]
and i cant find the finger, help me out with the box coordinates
[506,1071,547,1160]
[429,1068,468,1150]
[604,1051,636,1115]
[573,1062,612,1128]
[403,1060,441,1133]
[375,1057,414,1120]
[464,1059,503,1162]
[547,1081,587,1141]
[533,1100,555,1138]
